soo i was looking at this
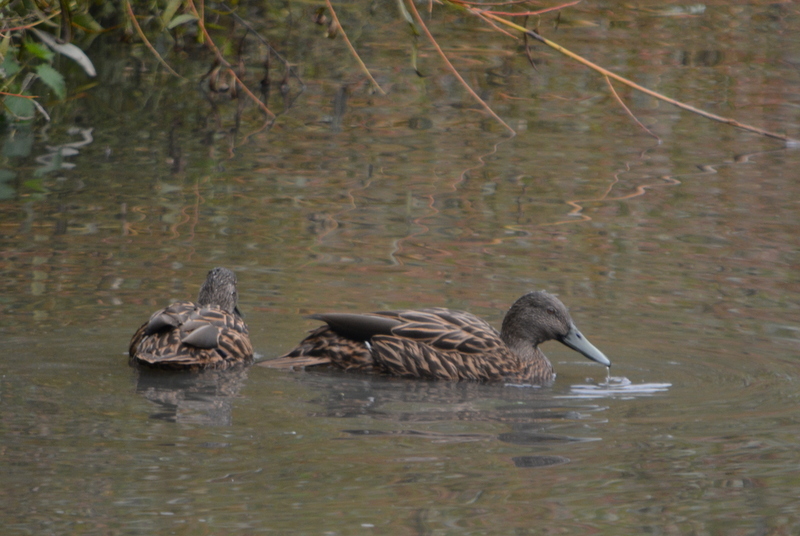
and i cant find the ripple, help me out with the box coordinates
[560,376,672,399]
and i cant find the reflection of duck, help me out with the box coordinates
[268,291,610,383]
[135,367,250,425]
[129,267,253,370]
[293,370,600,423]
[275,367,606,469]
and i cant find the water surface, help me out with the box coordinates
[2,1,800,534]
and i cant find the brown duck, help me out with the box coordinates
[269,291,610,383]
[129,267,254,370]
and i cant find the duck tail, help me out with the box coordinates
[259,355,332,370]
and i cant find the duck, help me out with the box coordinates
[267,291,610,383]
[129,267,254,370]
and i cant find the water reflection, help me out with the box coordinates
[35,127,94,174]
[341,429,487,444]
[133,367,250,426]
[295,370,605,422]
[282,370,616,471]
[497,430,600,445]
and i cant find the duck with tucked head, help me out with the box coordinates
[129,267,254,370]
[268,291,610,383]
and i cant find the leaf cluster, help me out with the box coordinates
[1,0,100,123]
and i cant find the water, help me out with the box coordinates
[2,1,800,534]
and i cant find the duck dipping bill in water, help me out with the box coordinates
[266,291,610,383]
[129,267,254,370]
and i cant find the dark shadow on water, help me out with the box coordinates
[511,455,571,468]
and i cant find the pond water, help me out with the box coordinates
[2,1,800,534]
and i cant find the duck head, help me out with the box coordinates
[197,267,242,317]
[501,291,611,367]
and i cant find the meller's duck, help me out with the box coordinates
[268,291,610,383]
[129,267,254,370]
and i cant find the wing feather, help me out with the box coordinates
[278,306,528,381]
[129,301,253,370]
[389,309,505,355]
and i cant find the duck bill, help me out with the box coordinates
[559,324,611,367]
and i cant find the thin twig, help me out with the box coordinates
[325,0,387,95]
[473,7,797,143]
[521,15,537,71]
[456,0,548,6]
[604,75,660,142]
[0,91,39,98]
[405,0,515,135]
[186,0,275,118]
[124,0,184,79]
[477,1,583,17]
[473,10,518,40]
[220,4,305,90]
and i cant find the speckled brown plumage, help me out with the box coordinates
[129,267,254,370]
[269,291,610,383]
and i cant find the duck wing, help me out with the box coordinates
[269,308,518,380]
[130,301,253,370]
[384,308,503,352]
[307,312,401,340]
[368,308,518,381]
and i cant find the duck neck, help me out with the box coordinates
[503,337,555,382]
[503,337,548,363]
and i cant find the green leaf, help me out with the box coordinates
[0,32,11,58]
[0,183,15,200]
[167,13,199,29]
[73,12,104,33]
[36,64,66,99]
[396,0,414,25]
[2,54,21,77]
[30,28,96,77]
[0,169,17,200]
[24,178,47,191]
[4,95,36,121]
[161,0,184,27]
[2,128,33,157]
[24,40,54,61]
